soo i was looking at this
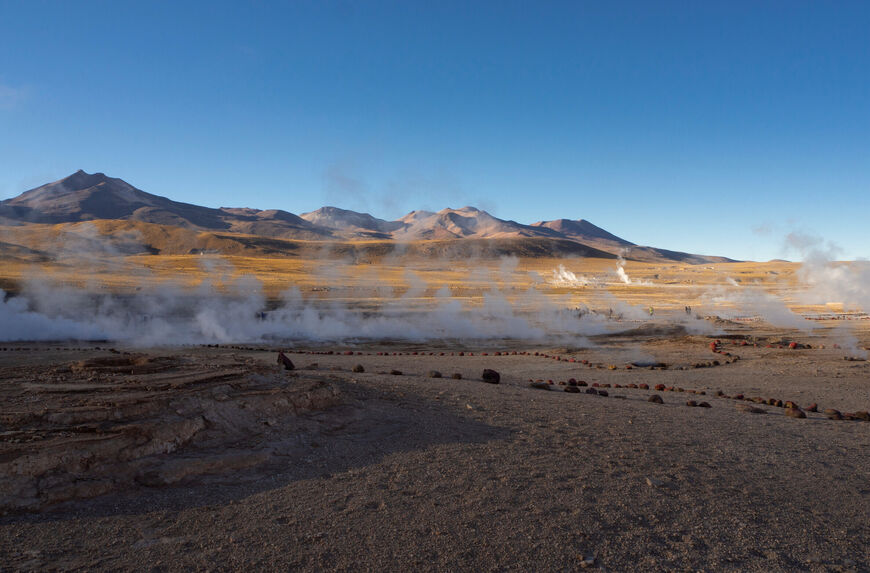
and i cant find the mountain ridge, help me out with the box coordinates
[0,170,736,263]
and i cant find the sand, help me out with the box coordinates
[1,322,868,571]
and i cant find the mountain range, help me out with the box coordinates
[0,170,733,263]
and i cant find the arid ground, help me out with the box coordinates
[1,253,869,572]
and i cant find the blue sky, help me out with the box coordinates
[1,1,867,261]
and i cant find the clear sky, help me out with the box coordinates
[1,1,867,261]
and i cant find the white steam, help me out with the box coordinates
[550,264,594,286]
[615,256,651,286]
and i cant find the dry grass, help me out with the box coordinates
[0,244,824,315]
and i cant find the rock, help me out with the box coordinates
[451,373,462,380]
[736,403,766,414]
[597,390,608,397]
[578,381,588,387]
[352,364,365,373]
[564,386,580,393]
[428,370,442,378]
[807,403,818,412]
[686,400,697,407]
[639,383,649,390]
[276,352,295,371]
[698,402,711,408]
[585,388,598,395]
[530,382,551,390]
[784,401,799,409]
[481,369,501,384]
[389,370,403,376]
[784,408,806,419]
[654,384,666,391]
[824,408,843,420]
[852,411,870,422]
[648,395,663,404]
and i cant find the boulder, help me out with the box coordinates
[277,352,295,371]
[481,369,500,384]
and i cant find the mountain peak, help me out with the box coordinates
[57,169,111,191]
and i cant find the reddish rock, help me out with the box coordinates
[824,408,842,420]
[686,400,697,407]
[648,395,664,404]
[784,408,806,419]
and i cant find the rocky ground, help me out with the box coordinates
[0,323,868,571]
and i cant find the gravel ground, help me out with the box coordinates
[1,327,869,572]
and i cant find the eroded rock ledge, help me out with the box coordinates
[0,353,341,513]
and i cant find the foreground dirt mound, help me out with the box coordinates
[0,352,340,513]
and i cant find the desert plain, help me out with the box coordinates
[0,248,868,573]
